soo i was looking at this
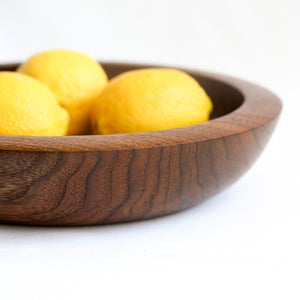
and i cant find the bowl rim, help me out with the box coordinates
[0,62,282,152]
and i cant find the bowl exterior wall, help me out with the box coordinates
[0,116,279,226]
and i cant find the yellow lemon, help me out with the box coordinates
[0,72,69,136]
[91,68,213,134]
[18,49,108,135]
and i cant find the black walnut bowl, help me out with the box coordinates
[0,62,282,226]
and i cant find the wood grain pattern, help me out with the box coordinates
[0,63,282,225]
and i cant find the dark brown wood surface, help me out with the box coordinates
[0,63,282,226]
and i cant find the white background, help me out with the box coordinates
[0,0,299,299]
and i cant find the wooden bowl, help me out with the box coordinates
[0,63,282,226]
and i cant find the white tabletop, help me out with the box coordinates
[0,0,299,299]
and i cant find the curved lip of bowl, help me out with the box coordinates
[0,62,282,152]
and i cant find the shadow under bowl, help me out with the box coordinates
[0,62,282,226]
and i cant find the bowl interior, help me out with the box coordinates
[2,62,244,122]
